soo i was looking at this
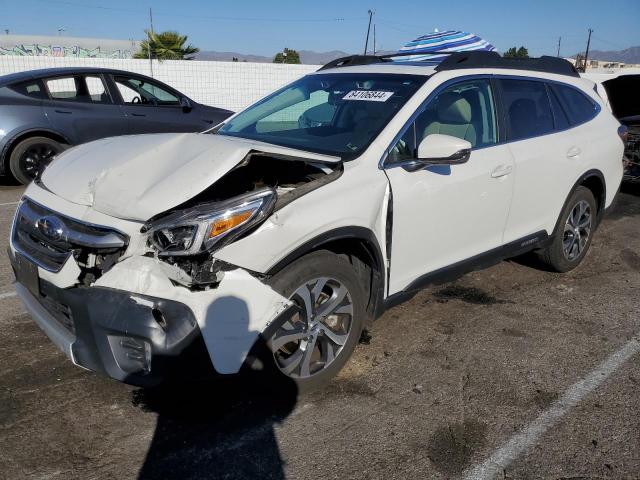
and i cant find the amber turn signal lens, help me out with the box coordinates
[208,211,253,238]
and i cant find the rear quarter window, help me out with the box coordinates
[550,83,599,126]
[8,80,46,99]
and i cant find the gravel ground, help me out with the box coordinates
[0,182,638,480]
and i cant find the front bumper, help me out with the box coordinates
[11,255,213,387]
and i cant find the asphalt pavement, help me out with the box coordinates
[0,182,639,479]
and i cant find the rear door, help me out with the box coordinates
[110,74,205,133]
[41,74,129,143]
[501,78,599,243]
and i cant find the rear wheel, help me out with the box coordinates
[539,186,597,272]
[265,250,366,392]
[9,136,66,184]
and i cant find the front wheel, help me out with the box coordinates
[264,250,367,392]
[539,186,597,272]
[9,136,66,184]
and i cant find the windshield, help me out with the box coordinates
[217,73,427,159]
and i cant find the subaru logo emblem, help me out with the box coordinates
[36,215,66,242]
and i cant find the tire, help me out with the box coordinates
[539,186,597,272]
[9,136,66,185]
[260,250,367,393]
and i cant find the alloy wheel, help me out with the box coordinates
[562,200,592,261]
[19,144,58,180]
[269,277,354,379]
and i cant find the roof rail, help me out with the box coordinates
[434,51,580,77]
[318,50,579,77]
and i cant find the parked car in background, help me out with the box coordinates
[600,74,640,182]
[0,67,233,184]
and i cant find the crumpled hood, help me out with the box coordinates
[41,133,339,221]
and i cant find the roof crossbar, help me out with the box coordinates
[318,50,580,77]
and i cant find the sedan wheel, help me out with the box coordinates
[9,136,66,185]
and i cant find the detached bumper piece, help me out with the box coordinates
[12,259,213,387]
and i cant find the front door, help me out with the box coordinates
[111,74,201,134]
[384,78,515,294]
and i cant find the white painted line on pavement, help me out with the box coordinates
[463,336,640,480]
[0,201,19,207]
[0,291,17,300]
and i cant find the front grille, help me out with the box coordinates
[12,197,128,273]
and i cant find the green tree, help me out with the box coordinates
[134,30,199,61]
[273,48,301,64]
[503,46,529,58]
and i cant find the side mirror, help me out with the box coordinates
[180,97,193,112]
[403,134,472,172]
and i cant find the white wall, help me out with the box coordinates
[0,56,320,112]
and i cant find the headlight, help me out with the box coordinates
[143,188,276,256]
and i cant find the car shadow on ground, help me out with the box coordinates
[132,296,299,480]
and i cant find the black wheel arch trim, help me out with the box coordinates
[553,169,607,234]
[265,226,386,320]
[1,128,72,175]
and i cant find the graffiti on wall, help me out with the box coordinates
[0,44,133,58]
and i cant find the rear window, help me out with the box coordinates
[499,79,554,141]
[8,80,46,99]
[550,83,598,126]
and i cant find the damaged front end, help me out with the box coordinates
[10,147,341,386]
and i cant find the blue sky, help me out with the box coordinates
[1,0,639,57]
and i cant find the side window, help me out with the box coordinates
[550,83,598,126]
[114,76,179,106]
[44,76,111,103]
[8,80,46,99]
[500,79,554,141]
[415,79,497,149]
[547,85,570,130]
[45,77,79,100]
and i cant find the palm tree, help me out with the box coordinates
[134,30,199,61]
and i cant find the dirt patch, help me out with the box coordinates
[502,327,527,338]
[433,285,509,305]
[425,419,487,474]
[532,389,558,409]
[620,248,640,272]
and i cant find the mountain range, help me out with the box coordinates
[195,46,640,65]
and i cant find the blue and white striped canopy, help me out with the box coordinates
[395,30,496,64]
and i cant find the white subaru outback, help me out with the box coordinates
[9,52,625,391]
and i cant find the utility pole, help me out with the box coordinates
[373,24,376,55]
[556,36,561,57]
[148,7,154,77]
[363,9,373,55]
[583,28,593,71]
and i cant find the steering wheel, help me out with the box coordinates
[131,96,141,104]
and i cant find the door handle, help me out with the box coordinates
[491,164,513,178]
[566,146,582,158]
[54,109,72,114]
[131,113,146,117]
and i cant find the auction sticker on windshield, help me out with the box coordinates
[343,90,394,102]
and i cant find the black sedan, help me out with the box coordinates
[0,67,233,184]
